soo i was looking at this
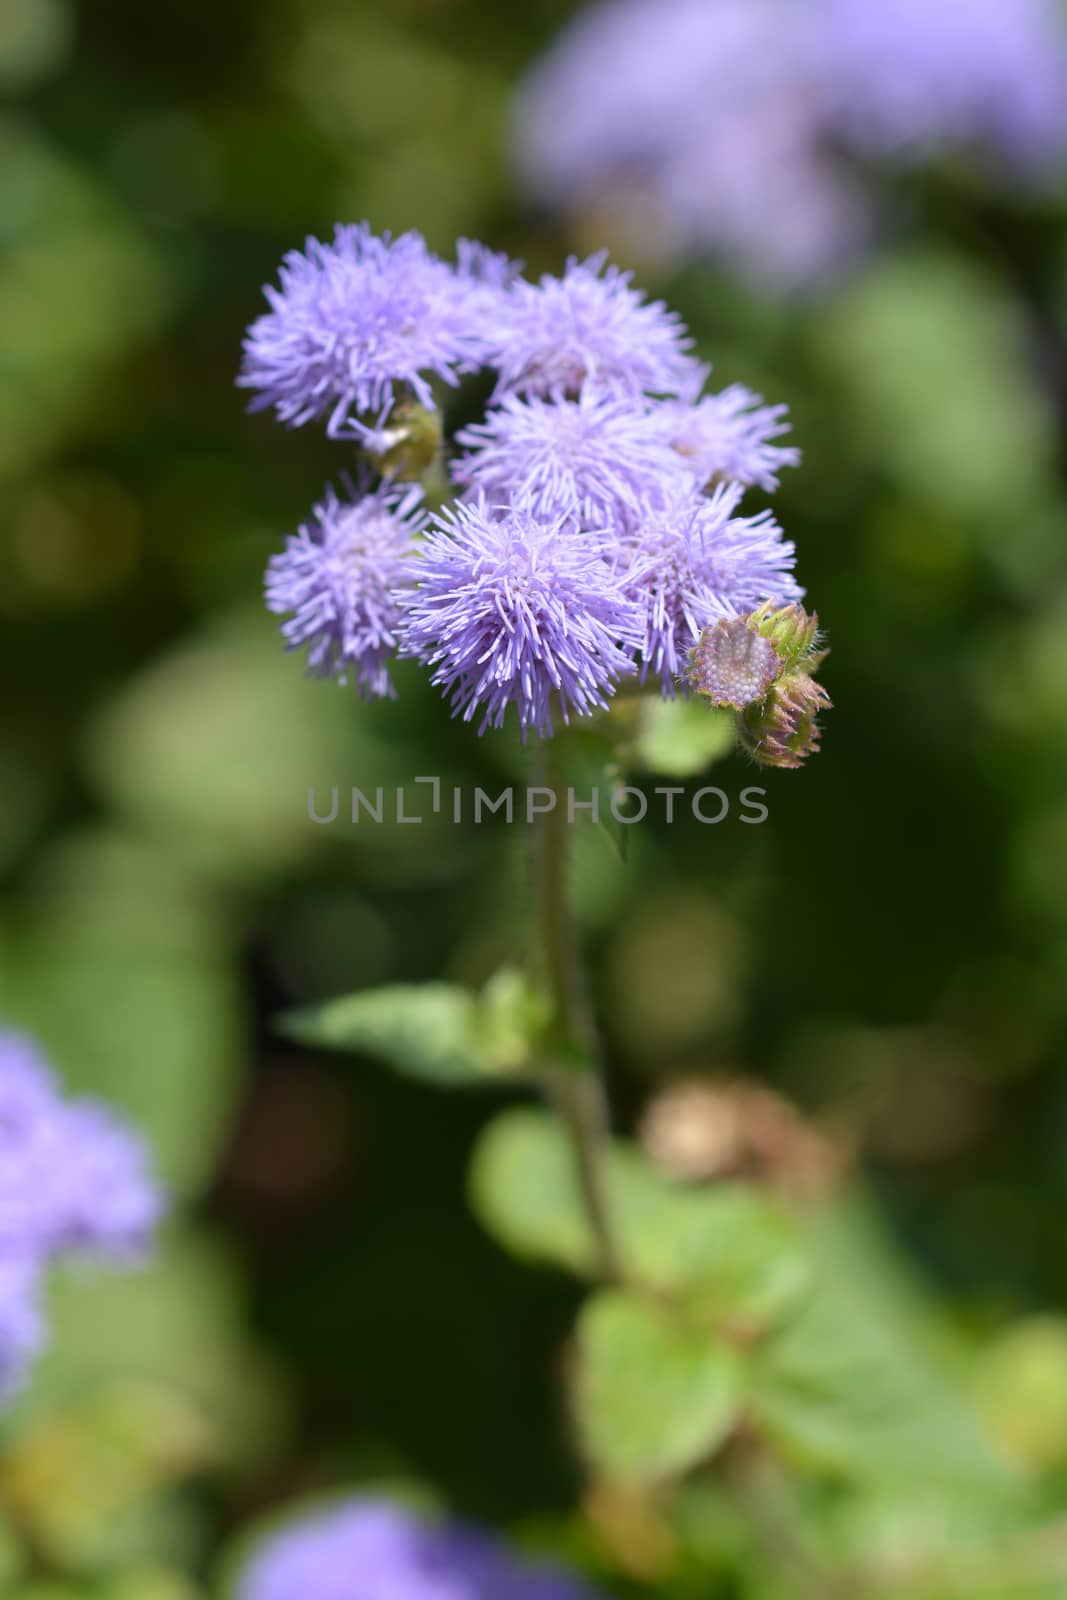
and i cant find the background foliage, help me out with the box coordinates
[3,0,1067,1595]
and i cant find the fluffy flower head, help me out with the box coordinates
[239,226,485,435]
[625,484,802,692]
[399,497,642,735]
[480,253,698,400]
[663,380,800,491]
[454,389,685,520]
[266,480,425,700]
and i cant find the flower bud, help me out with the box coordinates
[746,600,822,672]
[686,617,782,709]
[739,670,831,769]
[365,399,443,481]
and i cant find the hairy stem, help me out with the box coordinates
[531,745,624,1285]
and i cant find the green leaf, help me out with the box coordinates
[8,1577,200,1600]
[816,250,1055,518]
[0,1383,215,1575]
[577,1290,743,1481]
[9,1235,286,1479]
[469,1111,808,1330]
[0,834,243,1199]
[629,696,735,779]
[280,969,547,1087]
[750,1204,1020,1495]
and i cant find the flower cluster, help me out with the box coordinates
[0,1031,162,1402]
[238,1498,602,1600]
[246,227,817,749]
[516,0,1067,289]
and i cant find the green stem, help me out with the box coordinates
[531,744,624,1285]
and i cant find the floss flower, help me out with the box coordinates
[454,388,685,520]
[237,1498,604,1600]
[516,0,1067,291]
[479,253,698,400]
[663,380,801,492]
[248,225,827,756]
[626,484,802,694]
[239,226,488,435]
[0,1030,162,1401]
[399,497,643,736]
[824,0,1067,169]
[265,480,425,700]
[516,0,865,290]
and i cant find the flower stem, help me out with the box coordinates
[531,744,624,1285]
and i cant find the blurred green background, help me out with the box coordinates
[3,0,1067,1595]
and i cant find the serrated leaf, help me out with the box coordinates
[468,1110,808,1331]
[577,1291,743,1481]
[280,970,546,1087]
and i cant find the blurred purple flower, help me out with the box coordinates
[516,0,1067,290]
[480,253,698,399]
[265,480,425,700]
[238,1498,604,1600]
[399,496,642,735]
[239,226,487,435]
[516,0,866,289]
[49,1101,164,1260]
[454,389,685,520]
[0,1258,43,1404]
[0,1030,162,1401]
[824,0,1067,170]
[624,483,802,693]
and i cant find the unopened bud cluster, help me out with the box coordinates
[687,602,831,769]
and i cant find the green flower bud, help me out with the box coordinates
[739,671,831,769]
[687,602,830,769]
[367,399,443,482]
[746,600,823,674]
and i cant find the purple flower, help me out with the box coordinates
[455,239,525,301]
[480,253,698,400]
[661,379,800,492]
[398,497,642,736]
[0,1258,43,1403]
[265,480,425,700]
[0,1034,63,1253]
[515,0,1067,291]
[0,1029,162,1402]
[48,1101,163,1260]
[824,0,1067,171]
[516,0,866,290]
[239,226,485,436]
[238,1498,604,1600]
[624,484,802,694]
[454,389,686,521]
